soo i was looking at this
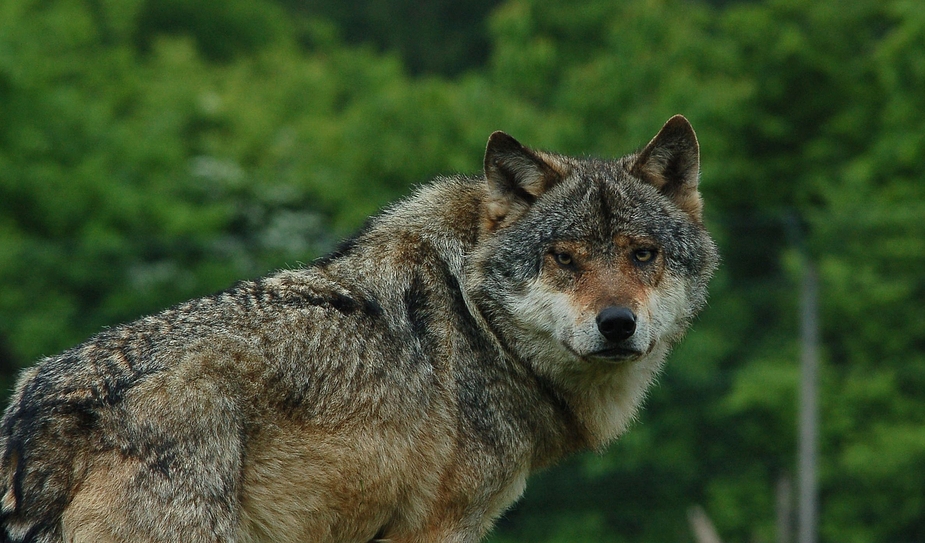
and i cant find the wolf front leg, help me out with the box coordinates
[384,468,528,543]
[379,522,490,543]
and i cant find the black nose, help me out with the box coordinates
[596,306,636,342]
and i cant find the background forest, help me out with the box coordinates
[1,0,923,541]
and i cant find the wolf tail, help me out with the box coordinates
[0,365,73,543]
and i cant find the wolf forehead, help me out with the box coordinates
[544,159,684,227]
[500,158,705,258]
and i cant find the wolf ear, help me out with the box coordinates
[630,115,703,221]
[483,131,565,231]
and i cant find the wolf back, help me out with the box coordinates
[0,116,718,543]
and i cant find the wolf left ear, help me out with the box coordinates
[630,115,703,222]
[483,131,565,231]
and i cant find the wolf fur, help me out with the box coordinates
[0,115,718,543]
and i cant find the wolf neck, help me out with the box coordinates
[473,306,669,453]
[555,346,669,450]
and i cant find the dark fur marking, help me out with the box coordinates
[242,276,383,319]
[5,521,47,543]
[362,296,384,318]
[596,177,615,247]
[273,386,308,415]
[299,292,382,317]
[508,183,537,207]
[326,293,358,313]
[8,443,26,518]
[457,376,503,453]
[147,445,178,478]
[403,277,433,342]
[398,251,473,377]
[400,270,447,378]
[438,269,467,319]
[664,154,685,187]
[433,265,519,454]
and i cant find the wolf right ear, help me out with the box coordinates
[483,131,565,231]
[630,115,704,222]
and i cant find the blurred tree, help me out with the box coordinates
[134,0,293,61]
[281,0,502,75]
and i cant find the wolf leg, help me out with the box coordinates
[62,355,246,543]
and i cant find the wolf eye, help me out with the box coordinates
[554,252,573,267]
[633,249,656,263]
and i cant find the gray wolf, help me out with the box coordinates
[0,115,718,543]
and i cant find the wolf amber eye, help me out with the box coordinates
[633,249,656,263]
[554,252,573,267]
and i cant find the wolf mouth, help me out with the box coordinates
[587,347,644,361]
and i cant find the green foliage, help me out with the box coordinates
[0,0,923,541]
[282,0,501,75]
[134,0,293,61]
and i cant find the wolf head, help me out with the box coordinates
[467,116,719,441]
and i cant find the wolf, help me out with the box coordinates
[0,115,717,543]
